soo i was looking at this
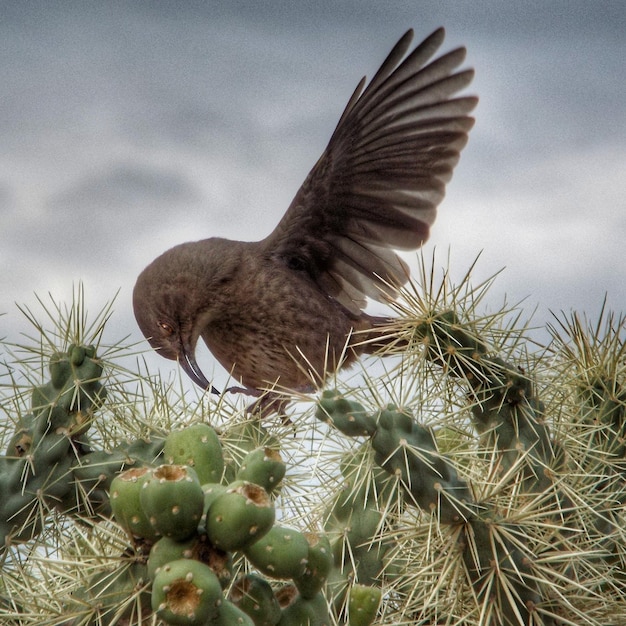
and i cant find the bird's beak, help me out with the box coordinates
[180,341,220,396]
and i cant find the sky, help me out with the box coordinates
[1,1,625,391]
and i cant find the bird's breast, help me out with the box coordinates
[200,258,362,390]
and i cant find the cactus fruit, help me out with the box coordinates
[276,586,331,626]
[229,573,282,626]
[214,598,256,625]
[294,533,333,599]
[206,481,275,551]
[236,447,286,493]
[151,558,223,625]
[110,467,159,541]
[147,533,232,588]
[347,584,381,626]
[200,482,229,529]
[140,465,204,541]
[163,423,224,485]
[245,525,310,580]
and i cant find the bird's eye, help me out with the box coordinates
[158,321,175,336]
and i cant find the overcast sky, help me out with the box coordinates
[1,1,625,390]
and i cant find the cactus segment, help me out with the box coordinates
[371,405,475,523]
[73,561,151,626]
[316,390,377,437]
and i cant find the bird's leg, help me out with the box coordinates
[224,385,291,419]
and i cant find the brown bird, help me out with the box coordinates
[133,27,477,407]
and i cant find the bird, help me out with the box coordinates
[133,27,477,411]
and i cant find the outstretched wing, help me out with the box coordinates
[261,28,477,314]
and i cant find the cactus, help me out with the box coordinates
[2,267,626,625]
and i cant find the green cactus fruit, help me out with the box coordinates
[230,573,282,626]
[140,464,204,541]
[148,535,197,579]
[148,533,232,589]
[277,587,331,626]
[222,420,281,483]
[200,482,228,529]
[245,525,309,580]
[214,598,256,625]
[219,599,258,626]
[316,390,377,437]
[110,467,159,541]
[294,532,333,599]
[151,558,223,625]
[206,481,275,551]
[347,584,381,626]
[236,447,286,493]
[163,423,224,485]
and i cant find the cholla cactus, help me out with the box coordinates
[1,261,625,625]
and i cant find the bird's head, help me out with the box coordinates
[132,241,230,394]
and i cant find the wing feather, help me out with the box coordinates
[261,28,477,314]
